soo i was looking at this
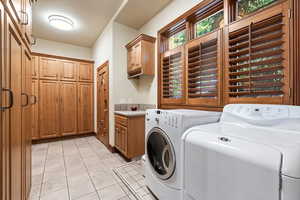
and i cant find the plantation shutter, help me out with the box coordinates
[185,30,222,106]
[161,46,185,104]
[225,2,290,104]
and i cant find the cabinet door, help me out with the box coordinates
[31,79,39,140]
[39,80,60,138]
[78,63,93,82]
[31,55,39,79]
[23,0,32,47]
[77,83,93,133]
[61,60,77,82]
[60,82,77,136]
[115,124,120,150]
[39,57,60,80]
[21,49,32,200]
[133,42,142,69]
[5,14,23,200]
[120,126,128,154]
[6,0,22,27]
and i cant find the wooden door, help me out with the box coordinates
[21,49,32,200]
[120,126,128,154]
[5,14,23,200]
[61,61,77,82]
[31,55,39,79]
[39,57,60,80]
[97,62,109,146]
[60,82,77,136]
[31,79,39,140]
[39,80,60,139]
[78,63,93,82]
[77,83,93,134]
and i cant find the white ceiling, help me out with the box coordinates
[115,0,172,29]
[32,0,173,47]
[32,0,123,47]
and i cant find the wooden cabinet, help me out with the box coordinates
[78,63,93,82]
[31,55,39,79]
[6,0,23,26]
[78,82,94,134]
[21,48,32,200]
[39,80,60,139]
[31,79,39,140]
[60,82,77,136]
[5,13,24,200]
[61,60,77,82]
[39,57,60,80]
[126,34,156,78]
[23,0,33,47]
[114,114,145,159]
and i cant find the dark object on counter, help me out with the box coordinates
[131,106,138,111]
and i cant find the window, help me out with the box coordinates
[169,30,186,49]
[236,0,278,19]
[195,10,224,38]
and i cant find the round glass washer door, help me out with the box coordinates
[146,127,176,180]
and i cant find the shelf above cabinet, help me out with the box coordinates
[125,34,156,79]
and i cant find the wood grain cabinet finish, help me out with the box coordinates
[115,114,145,159]
[23,0,33,48]
[31,79,39,140]
[60,82,77,136]
[6,13,24,200]
[61,60,77,82]
[39,80,60,139]
[31,55,39,79]
[77,83,94,134]
[126,34,156,79]
[21,49,32,200]
[78,63,93,82]
[39,57,61,80]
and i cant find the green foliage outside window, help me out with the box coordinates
[169,31,186,49]
[237,0,278,18]
[195,10,224,38]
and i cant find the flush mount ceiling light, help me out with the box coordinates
[48,15,74,31]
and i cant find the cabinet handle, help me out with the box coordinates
[20,11,29,25]
[31,95,37,105]
[1,88,14,110]
[21,93,29,107]
[31,35,37,45]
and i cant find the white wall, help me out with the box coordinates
[138,0,203,105]
[32,38,93,60]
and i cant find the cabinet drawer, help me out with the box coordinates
[115,115,128,126]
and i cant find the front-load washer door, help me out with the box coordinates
[147,127,176,180]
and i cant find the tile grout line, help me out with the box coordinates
[74,137,103,200]
[36,144,50,200]
[62,140,72,200]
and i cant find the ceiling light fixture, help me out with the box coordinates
[48,15,74,31]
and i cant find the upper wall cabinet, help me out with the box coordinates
[61,60,78,82]
[39,57,61,80]
[78,62,93,82]
[126,34,156,79]
[31,55,39,79]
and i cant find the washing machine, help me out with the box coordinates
[145,109,221,200]
[182,104,300,200]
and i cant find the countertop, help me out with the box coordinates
[114,110,146,117]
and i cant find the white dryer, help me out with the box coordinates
[182,104,300,200]
[145,109,221,200]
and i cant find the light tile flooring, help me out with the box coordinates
[30,136,145,200]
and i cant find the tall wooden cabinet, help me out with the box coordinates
[1,0,34,199]
[31,54,94,140]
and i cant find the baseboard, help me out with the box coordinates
[32,132,96,144]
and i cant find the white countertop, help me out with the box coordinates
[114,111,146,117]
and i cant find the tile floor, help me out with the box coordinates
[30,136,151,200]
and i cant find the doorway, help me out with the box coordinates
[97,61,109,147]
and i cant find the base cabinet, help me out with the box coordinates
[115,114,145,159]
